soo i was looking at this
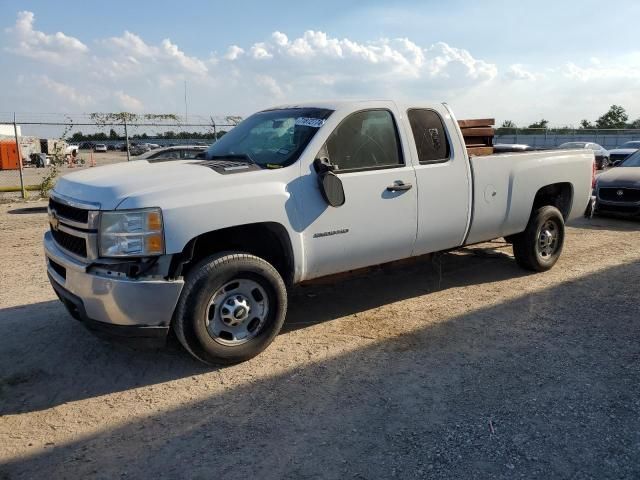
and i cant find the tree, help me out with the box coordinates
[70,131,84,142]
[628,118,640,129]
[527,119,549,129]
[579,119,594,129]
[595,105,628,129]
[501,120,517,128]
[109,128,119,139]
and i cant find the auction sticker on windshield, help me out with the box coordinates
[295,117,326,128]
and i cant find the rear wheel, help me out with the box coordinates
[174,252,287,365]
[512,206,565,272]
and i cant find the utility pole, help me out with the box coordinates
[184,80,188,125]
[14,113,26,199]
[124,118,130,162]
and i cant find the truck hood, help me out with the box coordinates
[52,160,253,210]
[597,167,640,188]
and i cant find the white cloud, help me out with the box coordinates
[255,74,285,98]
[4,11,88,65]
[562,59,640,82]
[224,45,244,60]
[37,75,93,107]
[103,32,207,76]
[250,42,272,59]
[506,64,536,81]
[114,91,143,111]
[4,12,640,125]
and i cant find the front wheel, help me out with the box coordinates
[174,252,287,365]
[512,206,565,272]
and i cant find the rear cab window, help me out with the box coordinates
[407,109,451,164]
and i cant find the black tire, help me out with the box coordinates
[173,252,287,365]
[512,206,565,272]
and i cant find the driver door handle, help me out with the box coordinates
[386,181,413,192]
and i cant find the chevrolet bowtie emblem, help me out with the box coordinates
[49,209,60,231]
[616,190,624,197]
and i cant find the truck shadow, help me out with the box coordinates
[0,243,524,416]
[569,215,640,232]
[2,259,639,479]
[284,242,523,333]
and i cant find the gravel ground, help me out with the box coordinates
[0,202,638,479]
[0,151,128,191]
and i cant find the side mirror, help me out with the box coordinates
[318,171,345,207]
[313,157,345,207]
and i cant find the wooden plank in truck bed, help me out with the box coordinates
[466,146,494,156]
[459,127,495,137]
[457,118,495,128]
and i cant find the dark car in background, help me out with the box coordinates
[558,142,609,169]
[608,141,640,166]
[595,149,640,218]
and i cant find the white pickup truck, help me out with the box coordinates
[44,101,594,364]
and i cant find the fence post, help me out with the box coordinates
[13,113,26,199]
[124,119,130,161]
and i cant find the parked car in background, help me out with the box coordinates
[494,143,535,153]
[134,145,207,161]
[595,149,640,217]
[79,142,95,150]
[130,143,151,156]
[107,144,117,151]
[558,142,609,169]
[608,141,640,165]
[94,144,107,153]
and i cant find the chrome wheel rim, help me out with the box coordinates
[536,220,559,259]
[205,279,269,346]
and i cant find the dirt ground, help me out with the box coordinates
[0,151,129,191]
[0,202,638,479]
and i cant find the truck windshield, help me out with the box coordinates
[205,108,333,168]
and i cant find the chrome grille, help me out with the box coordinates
[49,197,89,223]
[51,227,88,257]
[599,187,640,203]
[48,194,100,261]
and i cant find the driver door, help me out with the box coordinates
[302,109,418,279]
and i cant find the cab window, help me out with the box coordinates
[407,109,451,163]
[321,110,403,172]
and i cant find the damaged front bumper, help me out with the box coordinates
[44,231,184,346]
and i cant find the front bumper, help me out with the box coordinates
[595,201,640,217]
[44,231,184,343]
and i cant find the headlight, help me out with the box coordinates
[99,208,164,257]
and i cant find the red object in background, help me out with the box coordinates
[0,140,20,170]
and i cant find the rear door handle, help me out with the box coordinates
[386,181,413,192]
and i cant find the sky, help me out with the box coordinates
[1,0,640,127]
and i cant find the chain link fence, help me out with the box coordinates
[495,128,640,149]
[3,113,640,199]
[0,113,239,198]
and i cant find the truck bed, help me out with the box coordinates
[464,149,594,245]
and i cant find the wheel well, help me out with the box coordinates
[531,183,573,219]
[177,222,295,285]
